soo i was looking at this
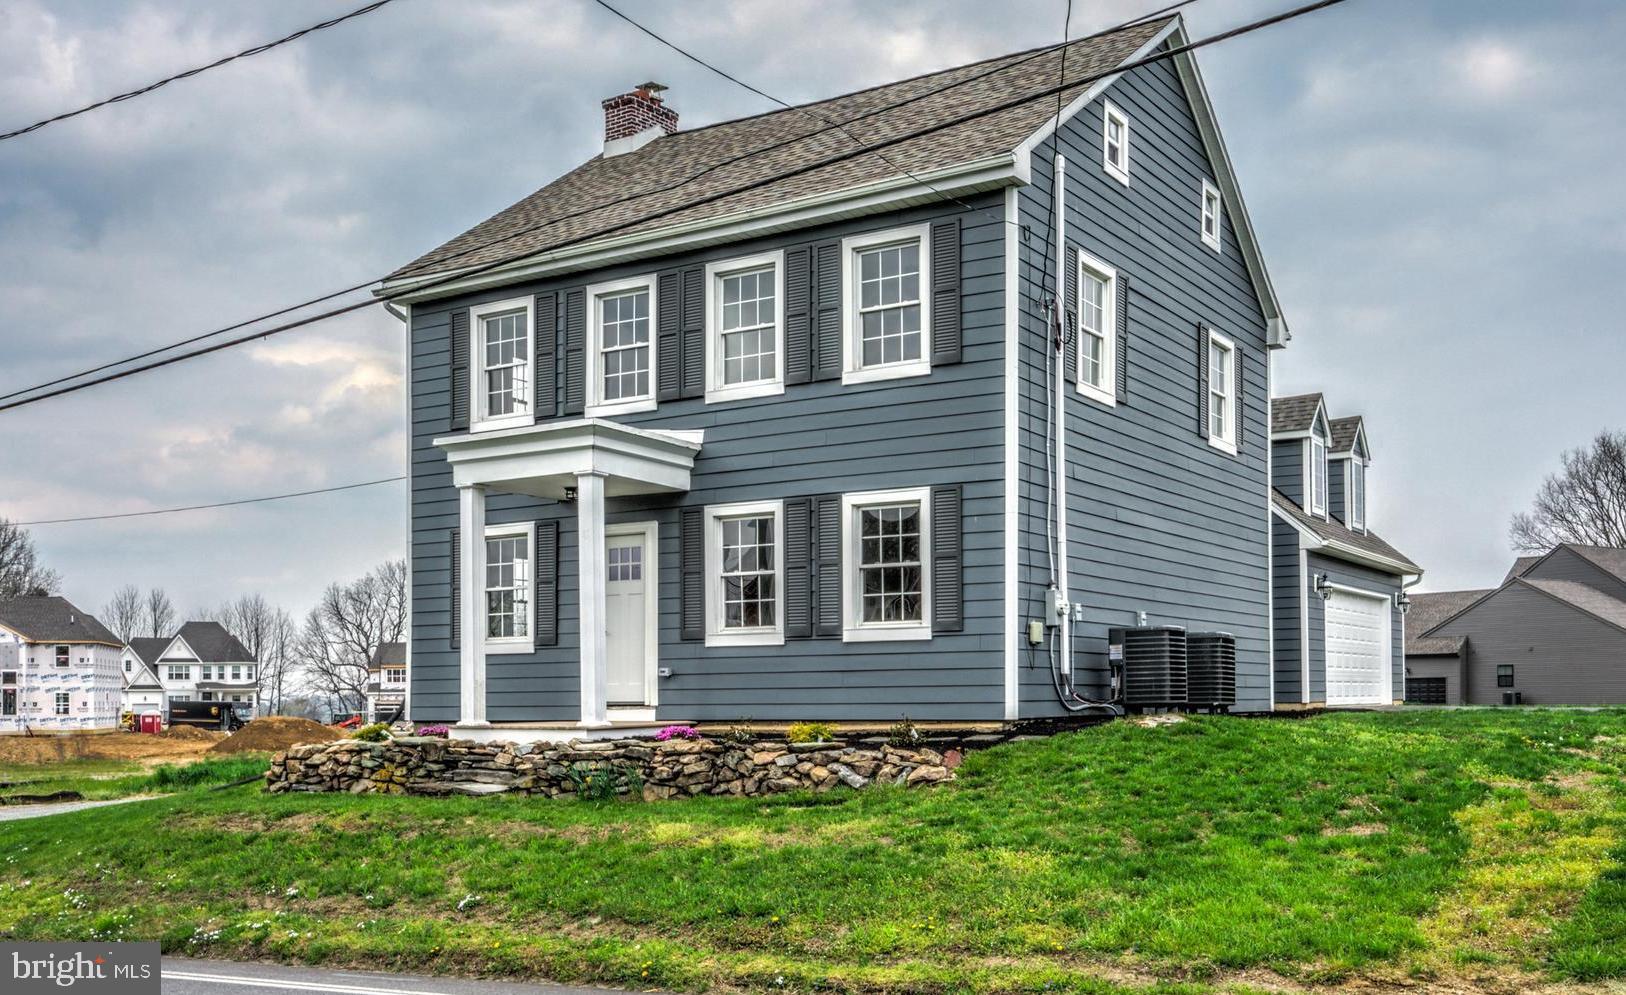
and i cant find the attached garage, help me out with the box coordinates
[1324,588,1392,705]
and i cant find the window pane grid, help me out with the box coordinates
[485,535,530,639]
[720,267,776,386]
[1208,340,1231,440]
[859,504,923,623]
[857,241,922,368]
[1081,271,1108,387]
[481,310,528,417]
[599,290,650,402]
[720,515,775,629]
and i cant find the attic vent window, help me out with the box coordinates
[1200,178,1222,251]
[1102,102,1130,185]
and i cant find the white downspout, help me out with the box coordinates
[1053,154,1071,682]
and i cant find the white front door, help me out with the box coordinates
[605,528,652,705]
[1325,588,1391,706]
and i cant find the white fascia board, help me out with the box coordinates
[1317,541,1419,579]
[380,155,1024,305]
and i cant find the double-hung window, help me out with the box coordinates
[484,522,535,653]
[705,252,784,403]
[167,665,188,682]
[1497,665,1515,688]
[385,667,407,685]
[1310,435,1328,516]
[54,645,69,668]
[1206,329,1237,454]
[842,224,932,384]
[586,276,656,416]
[842,487,932,641]
[1200,178,1222,251]
[1076,251,1118,404]
[1348,459,1366,531]
[470,297,533,430]
[1102,102,1130,184]
[703,501,785,646]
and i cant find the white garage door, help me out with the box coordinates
[1325,589,1391,706]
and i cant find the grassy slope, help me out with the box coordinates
[0,756,268,801]
[0,711,1622,994]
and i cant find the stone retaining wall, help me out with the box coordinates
[264,736,957,799]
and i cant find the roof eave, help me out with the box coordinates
[378,153,1027,305]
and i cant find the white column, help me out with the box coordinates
[458,484,489,727]
[576,470,609,728]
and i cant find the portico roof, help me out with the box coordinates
[433,418,704,499]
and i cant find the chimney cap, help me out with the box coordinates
[637,81,668,96]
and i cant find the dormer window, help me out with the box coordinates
[1310,435,1328,517]
[1348,459,1366,531]
[470,297,534,430]
[1102,102,1130,184]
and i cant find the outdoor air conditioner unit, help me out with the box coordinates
[1502,691,1523,706]
[1186,631,1237,712]
[1109,625,1187,710]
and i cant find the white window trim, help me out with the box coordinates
[483,520,537,655]
[469,296,536,433]
[704,251,786,404]
[1102,101,1130,185]
[1200,178,1223,252]
[1309,435,1328,518]
[703,499,786,647]
[841,486,932,643]
[1348,458,1367,532]
[584,274,658,417]
[1205,328,1237,455]
[1074,249,1118,407]
[840,223,933,385]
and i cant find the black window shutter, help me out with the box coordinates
[449,528,461,649]
[533,293,558,421]
[811,494,843,636]
[783,497,812,638]
[680,507,704,641]
[656,270,682,401]
[931,485,964,633]
[534,519,559,646]
[784,245,812,385]
[449,310,470,430]
[1063,247,1078,386]
[563,288,586,415]
[930,218,962,365]
[1196,326,1210,440]
[680,266,706,398]
[812,240,842,381]
[1115,273,1131,403]
[1233,342,1245,453]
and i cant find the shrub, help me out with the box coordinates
[655,724,701,741]
[888,716,923,747]
[567,762,643,801]
[415,725,450,738]
[721,717,755,744]
[787,721,838,745]
[351,722,392,742]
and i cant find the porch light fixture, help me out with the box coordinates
[1395,591,1411,615]
[562,486,577,504]
[1313,572,1332,600]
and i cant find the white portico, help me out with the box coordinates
[434,418,702,732]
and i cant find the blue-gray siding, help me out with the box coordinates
[1304,551,1404,702]
[1272,439,1303,505]
[410,198,1009,722]
[1328,458,1347,525]
[1015,45,1273,715]
[1271,519,1303,703]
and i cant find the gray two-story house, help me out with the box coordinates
[381,16,1295,737]
[1269,393,1420,707]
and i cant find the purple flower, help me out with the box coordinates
[654,724,701,741]
[416,725,450,738]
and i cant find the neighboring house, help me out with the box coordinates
[383,16,1299,736]
[119,637,171,716]
[365,642,407,723]
[0,597,124,733]
[1410,545,1626,705]
[146,622,260,717]
[1269,394,1421,707]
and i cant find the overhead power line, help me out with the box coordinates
[10,476,405,527]
[0,0,1346,415]
[0,0,402,144]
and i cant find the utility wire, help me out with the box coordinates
[0,0,402,143]
[10,476,405,526]
[0,0,1198,408]
[0,0,1346,415]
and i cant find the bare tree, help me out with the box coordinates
[212,594,299,715]
[296,560,406,718]
[0,519,61,598]
[101,585,144,642]
[143,588,176,638]
[1510,430,1626,553]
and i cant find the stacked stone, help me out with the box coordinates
[264,735,955,799]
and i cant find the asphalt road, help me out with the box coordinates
[0,795,151,822]
[163,959,640,995]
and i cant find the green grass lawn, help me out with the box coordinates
[0,755,268,802]
[1,711,1622,994]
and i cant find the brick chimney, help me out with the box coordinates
[601,81,678,157]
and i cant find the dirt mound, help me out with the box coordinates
[157,724,224,742]
[0,731,217,766]
[208,716,342,755]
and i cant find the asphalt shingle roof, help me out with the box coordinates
[387,19,1169,282]
[0,597,121,645]
[175,621,254,663]
[1406,590,1490,655]
[371,641,405,668]
[1328,415,1363,453]
[1272,489,1421,574]
[126,637,170,665]
[1504,555,1543,584]
[1521,578,1626,632]
[1564,545,1626,585]
[1271,393,1323,435]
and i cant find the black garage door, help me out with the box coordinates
[1406,677,1448,704]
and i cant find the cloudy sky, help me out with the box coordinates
[1,0,1622,622]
